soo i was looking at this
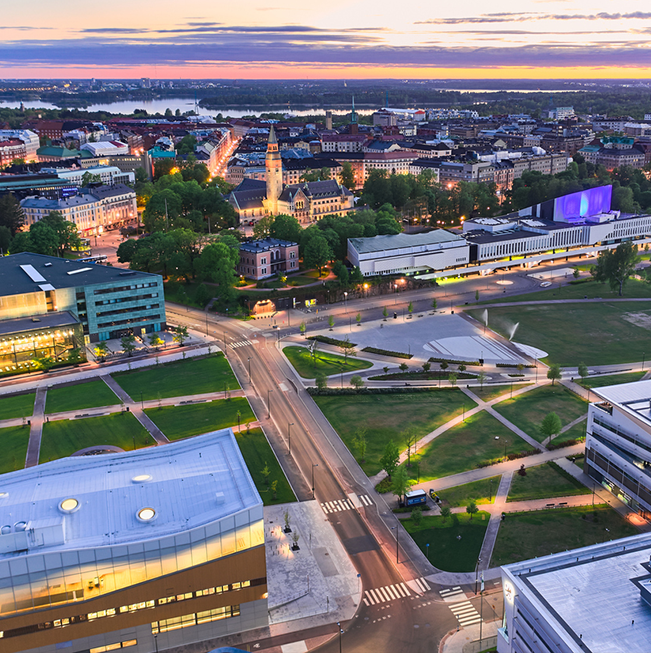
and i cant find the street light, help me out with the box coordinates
[248,356,251,381]
[140,391,143,410]
[267,389,273,419]
[474,556,482,594]
[311,463,319,499]
[337,622,343,653]
[504,439,508,459]
[288,422,294,454]
[391,525,400,563]
[343,291,348,315]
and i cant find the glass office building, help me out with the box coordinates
[0,430,268,653]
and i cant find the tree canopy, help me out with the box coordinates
[591,241,640,296]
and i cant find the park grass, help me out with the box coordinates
[113,353,240,401]
[481,278,651,304]
[145,397,255,441]
[469,302,651,366]
[45,380,119,414]
[235,428,295,506]
[283,345,372,379]
[437,476,501,508]
[568,453,585,470]
[490,505,638,567]
[471,384,533,403]
[313,389,475,476]
[552,421,587,447]
[403,512,490,572]
[409,411,535,482]
[0,426,30,474]
[39,412,153,463]
[581,371,646,389]
[0,393,35,421]
[507,462,590,502]
[493,385,586,444]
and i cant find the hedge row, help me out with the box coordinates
[362,346,413,359]
[496,363,537,368]
[308,335,358,347]
[307,386,455,396]
[428,357,481,366]
[476,448,542,469]
[369,371,476,381]
[548,436,586,451]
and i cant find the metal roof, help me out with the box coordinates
[0,429,261,555]
[349,230,465,255]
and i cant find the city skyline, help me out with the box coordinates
[3,1,651,79]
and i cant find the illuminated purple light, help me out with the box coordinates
[553,185,612,222]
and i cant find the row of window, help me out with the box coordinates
[97,313,162,330]
[0,579,262,640]
[93,282,158,296]
[90,640,137,653]
[96,304,160,319]
[95,293,158,307]
[151,605,239,635]
[592,415,651,455]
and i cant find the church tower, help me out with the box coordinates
[265,124,283,215]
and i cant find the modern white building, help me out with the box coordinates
[81,142,129,157]
[499,533,651,653]
[347,230,469,277]
[0,130,40,162]
[586,379,651,518]
[0,429,267,653]
[41,166,135,187]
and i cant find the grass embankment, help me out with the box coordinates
[283,345,372,379]
[507,462,591,502]
[45,380,118,414]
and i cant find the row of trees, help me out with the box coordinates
[4,210,81,257]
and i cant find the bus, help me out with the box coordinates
[405,489,427,507]
[77,254,108,264]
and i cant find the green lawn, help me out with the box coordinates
[235,428,295,505]
[0,393,34,421]
[568,453,585,470]
[283,346,373,379]
[481,278,651,303]
[313,390,475,476]
[113,353,240,401]
[403,512,490,572]
[491,505,639,567]
[470,302,651,366]
[552,421,587,447]
[410,411,535,482]
[145,397,255,441]
[507,462,590,502]
[0,426,30,474]
[581,372,646,389]
[45,380,119,414]
[437,476,501,507]
[471,384,533,403]
[39,412,153,463]
[493,385,586,443]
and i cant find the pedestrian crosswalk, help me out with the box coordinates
[321,498,355,513]
[363,582,412,606]
[439,587,482,627]
[229,340,252,349]
[413,577,431,593]
[320,495,373,514]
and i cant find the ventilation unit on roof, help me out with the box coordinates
[44,262,52,267]
[119,271,137,276]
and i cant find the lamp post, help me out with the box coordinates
[267,389,272,419]
[140,391,143,410]
[391,525,400,563]
[337,622,343,653]
[504,439,508,459]
[343,291,348,315]
[311,463,319,499]
[474,556,482,595]
[248,356,251,381]
[288,422,294,454]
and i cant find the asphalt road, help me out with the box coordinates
[165,304,464,653]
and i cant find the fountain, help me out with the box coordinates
[482,309,488,327]
[508,322,520,341]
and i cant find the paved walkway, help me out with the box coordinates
[477,472,511,572]
[25,388,46,468]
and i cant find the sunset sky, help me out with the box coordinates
[3,1,651,79]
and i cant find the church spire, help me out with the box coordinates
[351,95,357,124]
[268,123,277,144]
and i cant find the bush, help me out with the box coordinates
[507,374,526,378]
[368,371,476,381]
[548,436,586,451]
[496,363,536,368]
[308,335,358,347]
[429,357,481,366]
[375,477,392,493]
[569,277,592,285]
[475,448,541,469]
[307,386,458,396]
[362,346,413,359]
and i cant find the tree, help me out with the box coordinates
[315,372,328,390]
[459,364,466,372]
[271,480,278,500]
[353,428,367,462]
[578,362,589,383]
[466,500,478,520]
[328,315,335,330]
[81,171,101,187]
[121,334,137,357]
[341,162,356,190]
[449,372,458,387]
[350,375,364,391]
[93,341,109,362]
[411,507,423,527]
[475,289,480,301]
[338,336,356,365]
[299,321,307,337]
[573,268,580,279]
[270,214,302,243]
[28,221,58,256]
[591,241,640,296]
[391,465,410,506]
[148,332,163,350]
[405,428,417,467]
[440,505,451,522]
[547,364,561,385]
[422,362,431,373]
[173,325,189,346]
[0,193,24,234]
[356,312,362,326]
[399,362,408,372]
[407,301,413,314]
[196,240,238,301]
[380,440,400,479]
[431,298,437,311]
[383,306,388,321]
[477,370,487,389]
[304,235,332,275]
[540,412,563,441]
[261,462,271,486]
[440,361,449,371]
[252,215,273,240]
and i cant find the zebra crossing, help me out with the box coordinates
[229,340,252,349]
[439,587,482,627]
[320,495,373,514]
[363,582,412,606]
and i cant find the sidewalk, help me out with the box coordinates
[25,388,46,467]
[476,472,511,572]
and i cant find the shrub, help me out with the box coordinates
[362,346,413,359]
[308,335,358,347]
